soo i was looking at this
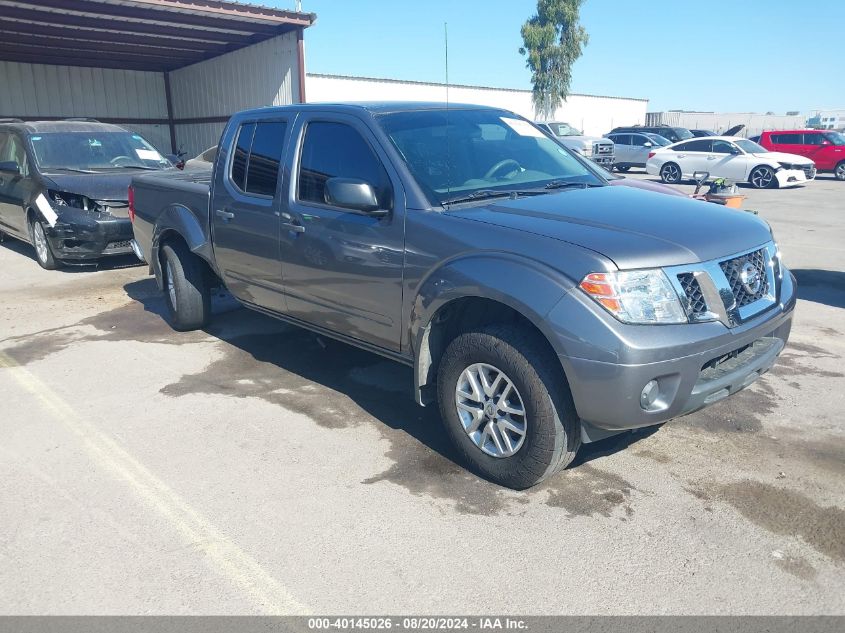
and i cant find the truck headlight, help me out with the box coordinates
[579,270,687,324]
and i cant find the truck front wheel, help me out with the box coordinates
[437,324,580,489]
[161,240,210,331]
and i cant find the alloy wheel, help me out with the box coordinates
[661,163,680,183]
[750,167,774,188]
[455,363,527,458]
[32,221,49,264]
[166,260,177,308]
[836,163,845,181]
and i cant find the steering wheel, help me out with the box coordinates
[484,159,522,180]
[110,155,136,166]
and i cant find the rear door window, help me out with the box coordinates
[674,139,711,152]
[229,120,287,197]
[230,123,255,191]
[245,121,287,196]
[772,133,800,145]
[803,133,825,146]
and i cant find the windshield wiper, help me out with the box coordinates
[441,189,547,207]
[43,167,98,174]
[97,164,161,170]
[544,180,604,190]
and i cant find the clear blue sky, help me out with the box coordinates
[268,0,845,113]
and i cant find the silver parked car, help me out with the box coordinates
[607,131,671,172]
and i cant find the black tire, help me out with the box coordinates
[615,165,631,173]
[29,217,60,270]
[160,240,210,331]
[437,324,580,489]
[749,165,777,189]
[659,162,682,184]
[834,161,845,181]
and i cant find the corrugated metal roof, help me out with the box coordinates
[0,0,315,72]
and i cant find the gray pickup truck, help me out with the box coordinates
[130,102,795,489]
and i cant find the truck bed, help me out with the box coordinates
[130,168,213,268]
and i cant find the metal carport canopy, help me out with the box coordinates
[0,0,315,72]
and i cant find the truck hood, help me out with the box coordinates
[749,151,814,166]
[42,170,163,202]
[445,185,773,270]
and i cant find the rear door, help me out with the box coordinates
[609,134,632,164]
[211,116,289,313]
[672,139,712,176]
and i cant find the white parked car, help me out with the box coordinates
[646,136,816,188]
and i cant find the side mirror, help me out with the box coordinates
[821,139,831,146]
[0,160,20,175]
[325,177,385,215]
[643,142,653,148]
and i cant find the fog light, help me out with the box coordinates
[640,380,659,409]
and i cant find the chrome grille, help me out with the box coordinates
[677,273,707,316]
[719,248,769,308]
[594,142,613,154]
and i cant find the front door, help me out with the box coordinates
[210,118,289,313]
[709,139,748,181]
[0,132,33,239]
[279,113,406,352]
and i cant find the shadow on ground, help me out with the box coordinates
[122,277,649,515]
[791,269,845,308]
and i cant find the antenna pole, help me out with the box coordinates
[444,22,449,105]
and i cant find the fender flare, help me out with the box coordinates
[409,252,577,405]
[150,204,217,288]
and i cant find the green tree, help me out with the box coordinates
[519,0,589,119]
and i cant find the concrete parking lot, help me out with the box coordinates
[1,173,843,615]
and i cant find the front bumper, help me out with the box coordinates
[775,167,815,187]
[44,207,135,260]
[590,155,615,168]
[554,270,796,439]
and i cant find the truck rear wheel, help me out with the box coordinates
[437,324,580,489]
[161,240,210,331]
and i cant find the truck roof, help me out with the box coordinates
[237,101,502,117]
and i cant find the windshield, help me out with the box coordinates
[674,128,694,140]
[645,133,671,146]
[378,109,603,205]
[30,131,171,171]
[825,132,845,146]
[735,139,768,154]
[546,122,581,136]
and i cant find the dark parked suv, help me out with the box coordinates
[0,119,172,269]
[609,124,694,143]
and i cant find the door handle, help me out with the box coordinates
[215,209,235,221]
[707,156,717,160]
[280,212,306,233]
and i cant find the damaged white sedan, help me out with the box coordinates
[646,136,816,189]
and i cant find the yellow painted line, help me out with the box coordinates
[0,350,309,615]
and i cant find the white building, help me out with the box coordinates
[307,73,649,137]
[807,110,845,131]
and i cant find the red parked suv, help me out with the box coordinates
[758,129,845,180]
